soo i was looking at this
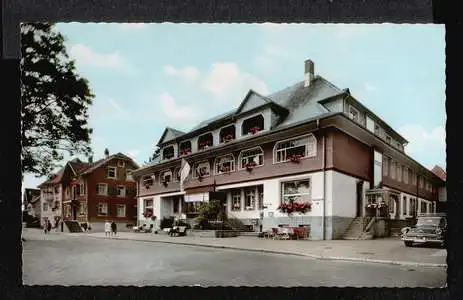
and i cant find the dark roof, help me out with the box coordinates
[431,165,446,181]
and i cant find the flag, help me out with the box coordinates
[180,158,191,192]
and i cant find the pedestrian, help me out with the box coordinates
[47,220,52,234]
[43,220,48,234]
[111,221,117,237]
[104,220,111,238]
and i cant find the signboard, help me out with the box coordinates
[185,192,209,203]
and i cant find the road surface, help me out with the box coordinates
[22,233,446,287]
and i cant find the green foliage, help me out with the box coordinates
[21,23,94,177]
[194,200,229,230]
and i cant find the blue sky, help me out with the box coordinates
[22,23,446,192]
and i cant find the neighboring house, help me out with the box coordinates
[431,165,446,213]
[132,59,445,240]
[23,188,41,218]
[37,173,64,227]
[37,150,139,229]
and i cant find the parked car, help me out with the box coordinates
[401,213,447,248]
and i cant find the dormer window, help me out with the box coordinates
[179,141,192,156]
[198,133,213,151]
[173,168,180,182]
[349,105,359,123]
[385,135,392,144]
[162,146,175,160]
[193,161,211,178]
[242,114,264,135]
[219,125,236,143]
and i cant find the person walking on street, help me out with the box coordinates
[111,221,117,237]
[47,220,52,235]
[43,219,48,235]
[104,220,111,238]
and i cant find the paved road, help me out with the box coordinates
[23,233,446,287]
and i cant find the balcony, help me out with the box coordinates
[219,125,236,144]
[242,114,264,136]
[198,133,213,151]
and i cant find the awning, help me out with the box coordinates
[184,192,209,203]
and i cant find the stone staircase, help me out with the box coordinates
[343,217,373,240]
[64,220,84,233]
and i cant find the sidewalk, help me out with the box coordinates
[86,231,447,268]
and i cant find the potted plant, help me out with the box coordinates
[143,209,153,218]
[222,134,234,142]
[180,147,191,156]
[248,126,261,135]
[289,154,303,163]
[245,161,257,172]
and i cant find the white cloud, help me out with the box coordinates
[164,65,200,83]
[68,44,124,69]
[364,82,377,92]
[202,62,268,101]
[398,124,446,167]
[118,23,146,30]
[126,149,141,160]
[159,92,202,123]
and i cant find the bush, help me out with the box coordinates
[160,217,174,229]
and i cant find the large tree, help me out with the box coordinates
[21,23,94,177]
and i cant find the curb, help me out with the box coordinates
[85,235,447,268]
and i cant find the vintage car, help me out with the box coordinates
[401,213,446,247]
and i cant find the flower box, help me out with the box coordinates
[277,201,312,215]
[245,161,257,172]
[248,127,261,135]
[180,148,191,156]
[289,154,303,163]
[143,209,153,218]
[222,134,234,143]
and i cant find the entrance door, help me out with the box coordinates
[356,181,363,217]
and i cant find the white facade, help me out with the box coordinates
[40,184,63,226]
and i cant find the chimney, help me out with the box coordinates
[304,59,315,88]
[88,156,93,163]
[104,148,109,159]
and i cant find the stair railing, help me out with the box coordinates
[363,216,376,233]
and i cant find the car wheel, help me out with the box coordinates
[404,241,413,247]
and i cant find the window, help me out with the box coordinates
[382,156,389,177]
[390,161,396,180]
[79,182,85,195]
[96,183,108,196]
[386,135,391,144]
[193,161,211,178]
[160,170,172,183]
[419,177,424,189]
[125,169,133,181]
[118,160,125,167]
[173,168,180,182]
[420,201,427,213]
[374,124,381,136]
[162,146,175,160]
[349,105,359,122]
[117,186,126,197]
[410,198,417,216]
[397,164,402,182]
[404,167,409,184]
[144,199,153,210]
[403,196,407,216]
[219,125,236,143]
[98,203,108,216]
[244,189,256,210]
[214,154,235,174]
[179,141,192,156]
[43,202,49,211]
[281,179,311,204]
[366,116,375,132]
[373,151,382,187]
[231,191,241,211]
[142,175,154,187]
[258,186,264,210]
[107,166,117,179]
[274,134,317,163]
[198,133,214,151]
[54,185,60,194]
[116,204,126,217]
[239,147,264,169]
[242,114,264,135]
[411,170,417,185]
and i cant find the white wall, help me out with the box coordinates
[330,171,357,218]
[217,171,325,218]
[138,191,186,226]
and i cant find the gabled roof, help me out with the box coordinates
[79,152,139,175]
[235,90,272,114]
[157,127,186,146]
[431,165,446,181]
